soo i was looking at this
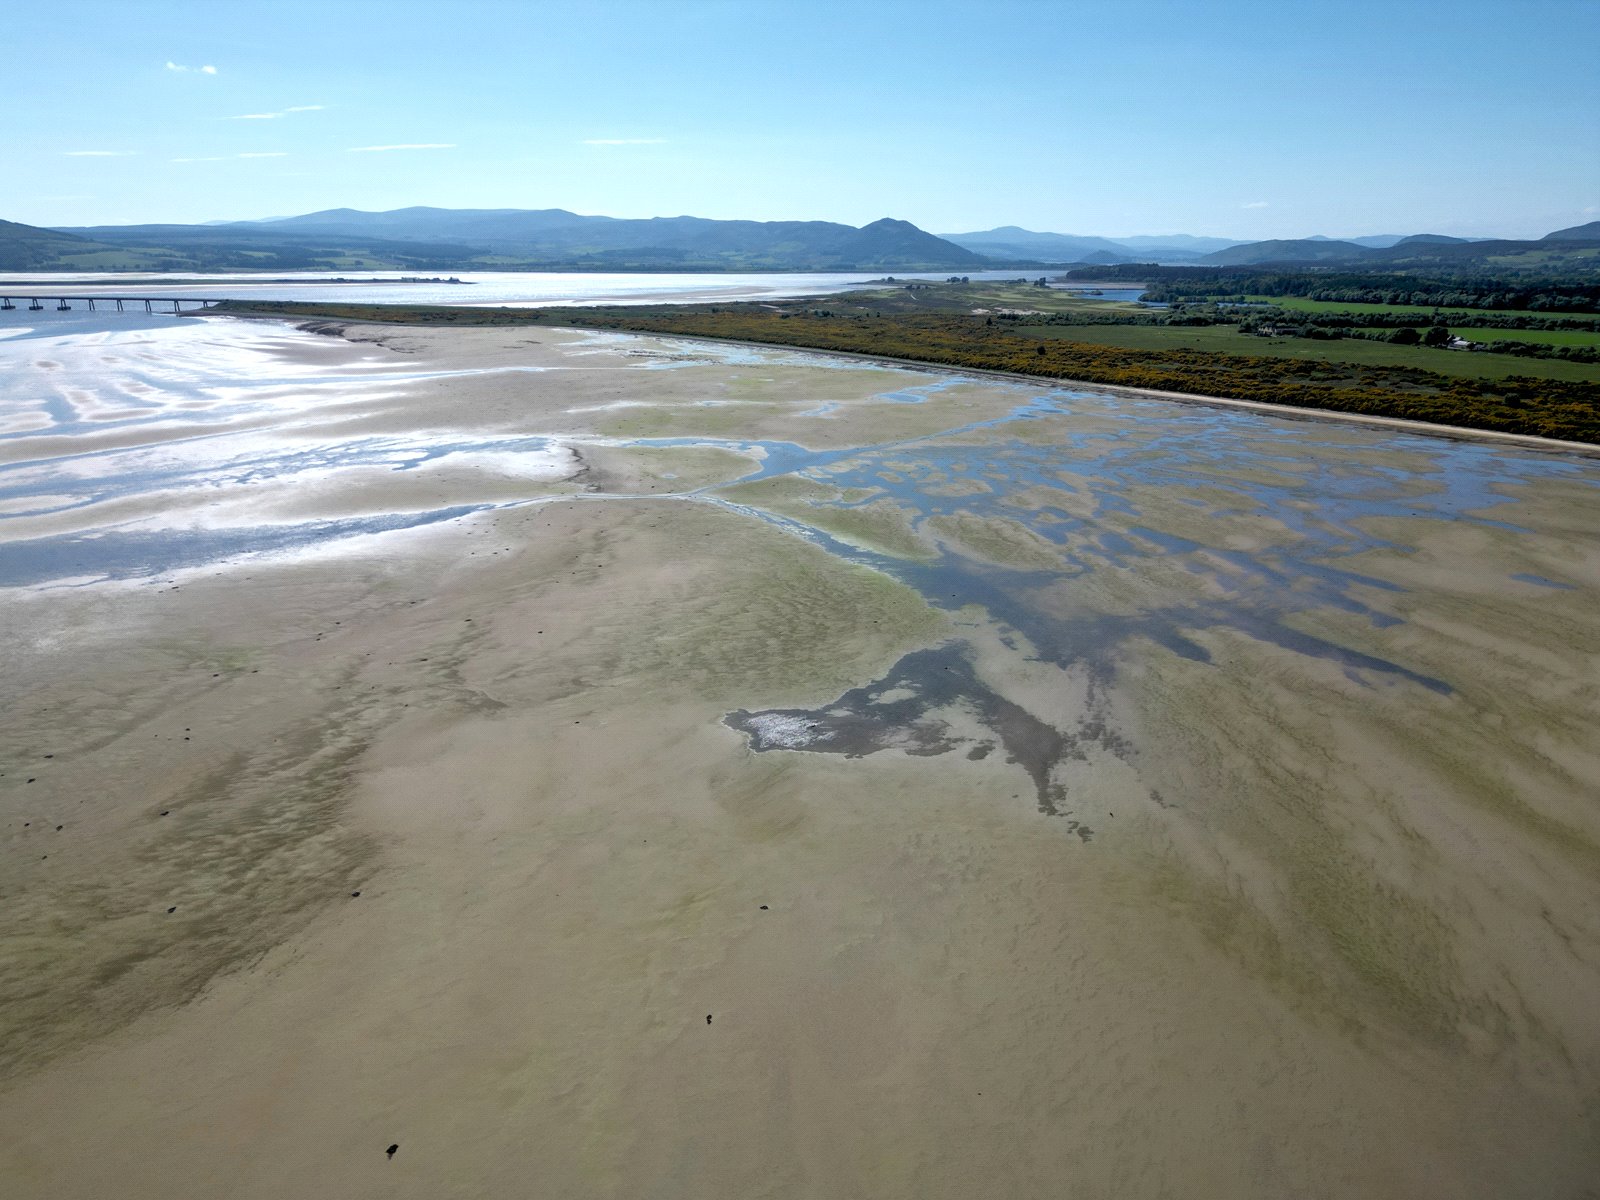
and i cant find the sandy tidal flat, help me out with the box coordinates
[2,316,1599,1199]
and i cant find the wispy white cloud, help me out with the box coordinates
[230,104,325,120]
[1242,200,1270,209]
[166,61,218,74]
[347,143,455,152]
[582,138,667,145]
[63,150,137,157]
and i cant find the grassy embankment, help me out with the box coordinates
[209,283,1600,444]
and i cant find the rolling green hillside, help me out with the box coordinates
[0,219,122,271]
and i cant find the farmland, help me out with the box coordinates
[1017,322,1600,383]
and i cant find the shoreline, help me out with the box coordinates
[208,309,1600,460]
[578,326,1600,459]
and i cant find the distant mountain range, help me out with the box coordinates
[2,208,1597,274]
[22,209,986,273]
[0,209,988,273]
[1193,224,1600,267]
[228,207,989,269]
[1545,220,1600,241]
[941,227,1242,263]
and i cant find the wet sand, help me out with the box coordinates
[2,320,1598,1198]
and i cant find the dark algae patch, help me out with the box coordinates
[728,643,1094,834]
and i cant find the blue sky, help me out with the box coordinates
[4,0,1597,239]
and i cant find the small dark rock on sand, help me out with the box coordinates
[386,1144,399,1159]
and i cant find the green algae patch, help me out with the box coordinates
[597,401,789,441]
[716,475,847,507]
[0,695,378,1078]
[581,443,762,493]
[618,503,947,708]
[1119,628,1478,1043]
[1139,846,1334,1012]
[798,501,936,561]
[928,513,1065,570]
[716,477,935,561]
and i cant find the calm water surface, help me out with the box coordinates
[0,268,1071,308]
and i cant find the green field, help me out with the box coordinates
[1454,326,1600,347]
[1251,295,1600,321]
[834,282,1146,318]
[1018,323,1600,383]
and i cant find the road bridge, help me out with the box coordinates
[0,296,221,314]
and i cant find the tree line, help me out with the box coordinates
[1068,266,1600,313]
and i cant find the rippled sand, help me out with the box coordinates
[2,316,1598,1199]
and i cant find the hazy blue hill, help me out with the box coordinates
[832,218,986,268]
[519,214,982,268]
[941,227,1131,263]
[26,208,1593,275]
[1195,234,1599,271]
[248,207,595,240]
[1200,239,1374,265]
[0,219,120,270]
[210,207,984,270]
[0,220,92,270]
[943,229,1253,263]
[55,220,484,262]
[1300,235,1489,248]
[1544,221,1600,242]
[1076,250,1132,266]
[1110,234,1243,255]
[54,206,986,271]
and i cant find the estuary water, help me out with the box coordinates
[0,268,1071,308]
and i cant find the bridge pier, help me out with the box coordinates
[0,295,219,317]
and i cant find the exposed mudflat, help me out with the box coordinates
[2,315,1598,1199]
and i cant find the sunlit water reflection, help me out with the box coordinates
[4,314,1596,802]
